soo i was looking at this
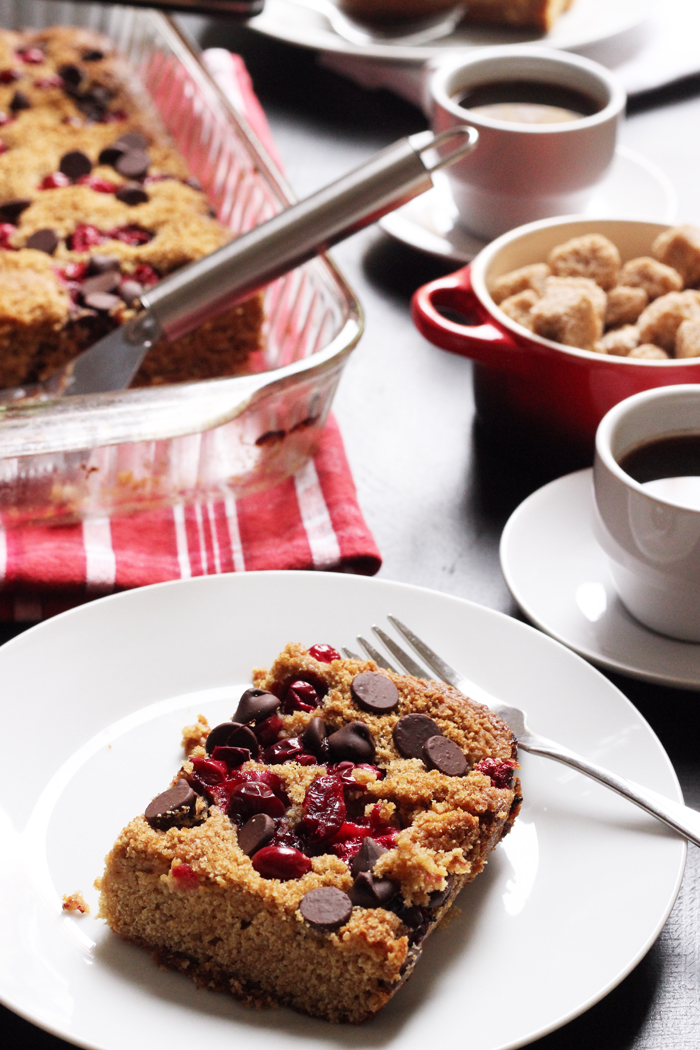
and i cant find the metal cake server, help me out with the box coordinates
[48,126,478,400]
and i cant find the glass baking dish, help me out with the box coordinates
[0,0,363,527]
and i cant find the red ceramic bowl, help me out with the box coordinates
[412,217,700,467]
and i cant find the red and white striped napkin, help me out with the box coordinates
[0,54,380,622]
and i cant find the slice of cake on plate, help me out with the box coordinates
[98,643,521,1023]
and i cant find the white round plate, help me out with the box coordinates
[0,572,685,1050]
[380,145,678,262]
[251,0,657,62]
[501,469,700,690]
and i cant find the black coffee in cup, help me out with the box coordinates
[618,433,700,511]
[453,80,601,125]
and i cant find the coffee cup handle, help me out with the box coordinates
[411,265,522,365]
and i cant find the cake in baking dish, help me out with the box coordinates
[98,643,521,1023]
[0,25,262,391]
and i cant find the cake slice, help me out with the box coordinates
[0,26,262,390]
[98,643,521,1024]
[463,0,575,31]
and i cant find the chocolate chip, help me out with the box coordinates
[87,253,120,275]
[205,720,257,754]
[115,148,149,180]
[300,887,353,932]
[327,721,375,764]
[349,871,400,909]
[427,875,455,910]
[82,49,104,61]
[25,228,58,254]
[350,836,388,878]
[58,63,82,87]
[119,279,143,307]
[83,291,120,312]
[81,271,120,297]
[115,131,148,150]
[393,713,442,760]
[351,671,399,714]
[423,735,467,777]
[300,717,327,759]
[233,688,280,725]
[10,90,30,112]
[238,813,275,856]
[115,182,149,206]
[98,143,125,166]
[59,150,92,181]
[145,779,198,830]
[0,198,31,223]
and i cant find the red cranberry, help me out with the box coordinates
[302,774,346,843]
[0,112,12,127]
[282,679,321,714]
[255,713,283,746]
[308,644,340,663]
[475,758,516,789]
[0,141,7,156]
[108,223,152,246]
[34,74,63,88]
[131,263,160,287]
[102,109,127,123]
[0,69,22,83]
[16,48,44,64]
[228,782,286,821]
[252,845,311,880]
[190,756,228,785]
[69,224,108,251]
[77,174,117,193]
[263,737,305,764]
[40,172,71,190]
[0,223,16,248]
[171,862,198,888]
[61,261,87,281]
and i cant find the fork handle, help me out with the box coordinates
[523,736,700,848]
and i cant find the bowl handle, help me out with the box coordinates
[411,265,522,365]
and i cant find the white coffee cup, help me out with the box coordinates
[594,386,700,643]
[428,47,626,241]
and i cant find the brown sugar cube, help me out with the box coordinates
[547,233,621,290]
[675,319,700,358]
[628,344,669,360]
[531,278,605,350]
[498,288,539,331]
[637,290,700,351]
[605,285,648,328]
[545,276,607,321]
[618,257,683,300]
[652,225,700,286]
[490,263,550,304]
[594,325,640,357]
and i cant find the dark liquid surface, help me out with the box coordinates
[618,434,700,483]
[453,80,600,121]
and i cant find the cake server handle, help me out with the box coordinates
[141,126,477,343]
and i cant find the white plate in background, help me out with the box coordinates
[251,0,658,62]
[0,571,685,1050]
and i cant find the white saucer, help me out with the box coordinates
[380,145,678,262]
[500,469,700,691]
[251,0,657,62]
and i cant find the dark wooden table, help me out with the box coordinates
[4,19,700,1049]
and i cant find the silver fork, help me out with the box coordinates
[345,617,700,850]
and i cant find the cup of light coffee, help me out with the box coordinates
[594,386,700,643]
[428,47,626,241]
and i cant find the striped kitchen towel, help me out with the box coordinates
[0,417,381,622]
[0,53,381,622]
